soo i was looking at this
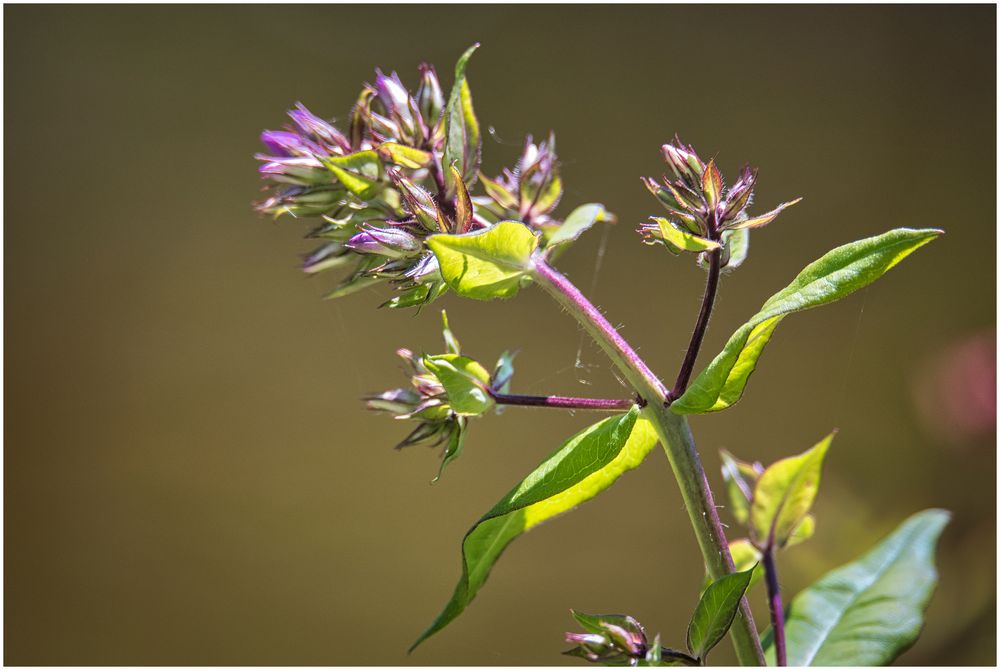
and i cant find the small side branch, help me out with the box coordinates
[490,391,638,412]
[762,548,788,666]
[668,247,721,403]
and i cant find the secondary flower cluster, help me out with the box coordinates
[638,138,801,266]
[564,612,653,666]
[364,312,513,480]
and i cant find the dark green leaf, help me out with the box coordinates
[686,567,756,661]
[765,509,950,666]
[671,228,942,413]
[427,221,539,300]
[411,408,657,650]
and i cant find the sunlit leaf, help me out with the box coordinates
[750,433,832,549]
[322,150,382,200]
[787,514,815,548]
[443,44,481,196]
[671,228,942,413]
[411,408,656,650]
[651,217,720,253]
[726,198,802,231]
[720,449,760,525]
[376,142,433,169]
[423,353,493,416]
[764,509,950,666]
[427,221,539,300]
[686,567,755,662]
[546,203,615,248]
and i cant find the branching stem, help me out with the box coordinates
[531,256,765,666]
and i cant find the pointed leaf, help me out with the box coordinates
[427,221,539,300]
[443,44,481,195]
[726,198,802,231]
[546,203,616,247]
[411,408,657,650]
[452,165,474,234]
[764,509,950,666]
[671,228,942,413]
[750,433,832,548]
[686,567,755,661]
[720,450,760,525]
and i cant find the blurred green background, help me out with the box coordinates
[5,4,996,666]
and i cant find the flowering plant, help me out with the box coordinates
[253,45,947,666]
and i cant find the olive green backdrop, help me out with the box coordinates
[5,4,996,666]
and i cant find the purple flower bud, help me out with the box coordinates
[346,225,422,258]
[288,102,350,153]
[416,63,445,124]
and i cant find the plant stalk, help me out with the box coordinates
[669,247,721,402]
[531,257,765,666]
[490,391,635,411]
[762,548,787,666]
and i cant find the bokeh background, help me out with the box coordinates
[5,4,996,666]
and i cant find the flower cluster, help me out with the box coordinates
[254,48,618,309]
[564,612,651,666]
[254,64,463,308]
[638,138,800,267]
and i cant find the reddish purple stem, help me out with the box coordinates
[762,548,788,666]
[491,391,635,411]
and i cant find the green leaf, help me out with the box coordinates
[375,142,433,169]
[411,408,657,651]
[545,203,615,248]
[700,540,763,596]
[433,417,467,483]
[750,433,832,549]
[651,217,721,253]
[427,221,539,300]
[490,351,516,416]
[322,150,383,200]
[443,44,481,196]
[787,514,815,548]
[687,567,756,662]
[423,354,493,416]
[765,509,950,666]
[721,228,749,272]
[671,228,942,413]
[720,449,760,525]
[440,310,461,354]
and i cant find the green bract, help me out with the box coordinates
[422,354,493,416]
[750,433,833,549]
[671,228,943,413]
[412,408,656,650]
[765,510,949,666]
[427,221,539,300]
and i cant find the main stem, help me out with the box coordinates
[531,257,765,666]
[762,549,787,666]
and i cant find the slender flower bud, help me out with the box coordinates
[346,224,422,258]
[415,63,445,129]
